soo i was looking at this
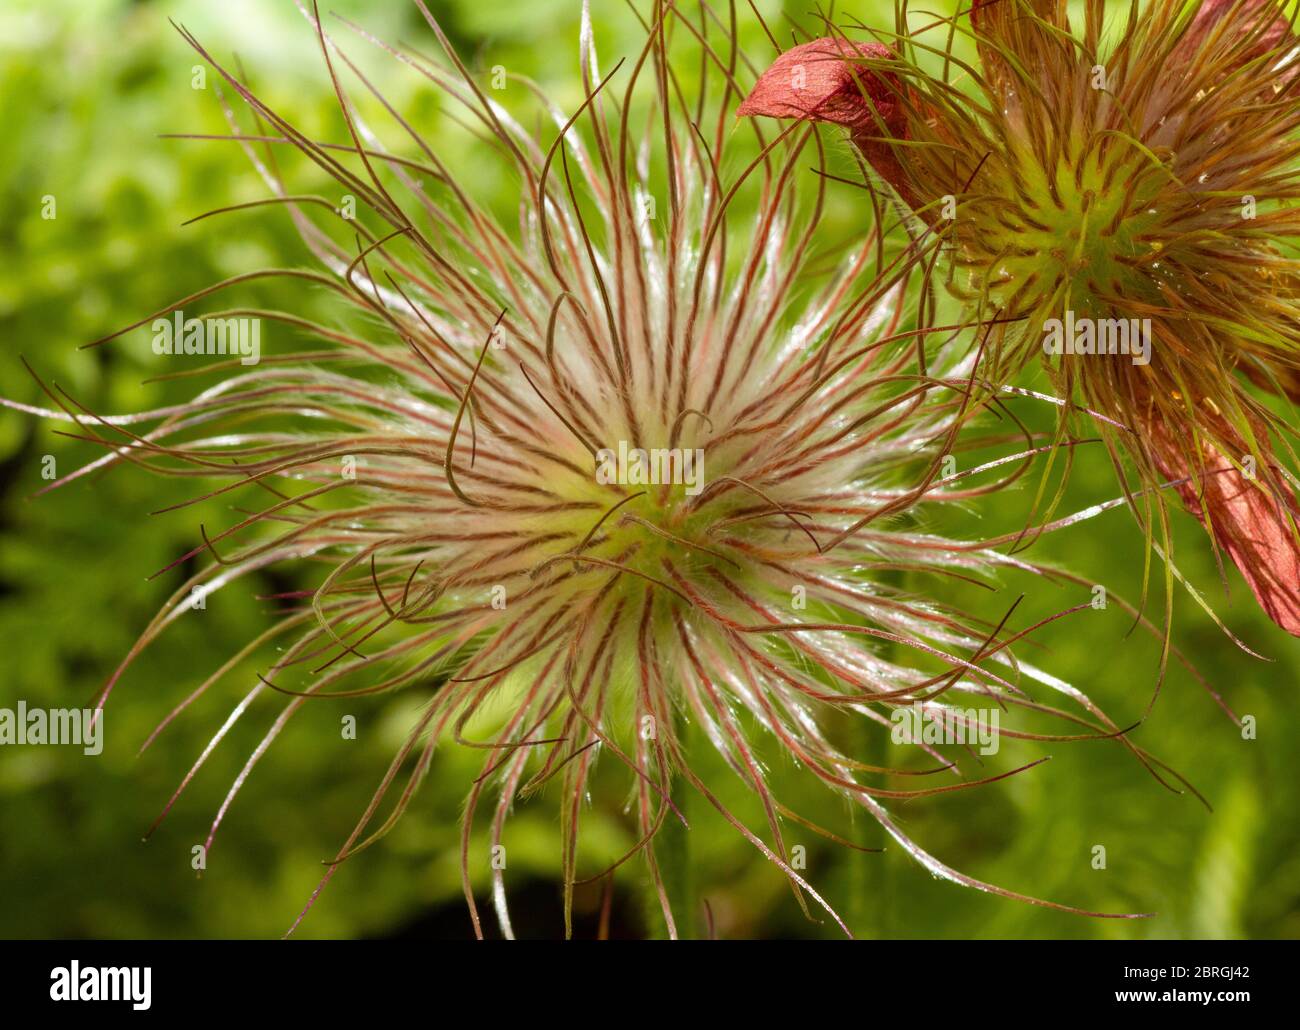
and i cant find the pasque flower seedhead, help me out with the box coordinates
[6,0,1213,938]
[742,0,1300,636]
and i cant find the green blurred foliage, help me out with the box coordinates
[0,0,1297,940]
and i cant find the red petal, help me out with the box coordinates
[738,38,901,127]
[738,38,915,203]
[1148,417,1300,637]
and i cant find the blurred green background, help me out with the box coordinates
[1,0,1298,940]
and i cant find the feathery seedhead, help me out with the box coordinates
[12,1,1185,937]
[741,0,1300,636]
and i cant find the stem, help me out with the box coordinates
[647,710,696,939]
[851,719,890,938]
[850,566,904,937]
[659,770,697,939]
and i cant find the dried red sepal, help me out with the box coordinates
[737,38,918,206]
[1147,414,1300,637]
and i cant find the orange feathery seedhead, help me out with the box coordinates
[742,1,1300,636]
